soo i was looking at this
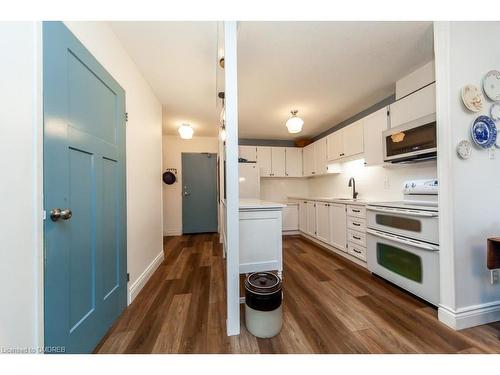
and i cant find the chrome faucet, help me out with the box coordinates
[348,177,358,199]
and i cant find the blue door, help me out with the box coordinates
[43,22,127,353]
[182,153,218,234]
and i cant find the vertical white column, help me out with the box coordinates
[224,21,240,336]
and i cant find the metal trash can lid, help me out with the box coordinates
[245,272,282,295]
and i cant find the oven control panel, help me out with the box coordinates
[403,179,438,195]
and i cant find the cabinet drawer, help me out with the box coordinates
[347,205,366,218]
[347,229,366,247]
[348,242,366,261]
[347,217,366,231]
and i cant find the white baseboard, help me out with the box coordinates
[438,301,500,330]
[164,229,182,236]
[283,230,300,235]
[128,250,165,305]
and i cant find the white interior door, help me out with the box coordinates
[271,147,286,177]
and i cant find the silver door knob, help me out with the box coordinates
[50,208,72,222]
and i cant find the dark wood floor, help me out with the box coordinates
[96,233,500,353]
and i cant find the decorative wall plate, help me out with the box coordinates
[483,70,500,101]
[457,140,472,159]
[490,102,500,122]
[471,115,497,148]
[461,84,484,112]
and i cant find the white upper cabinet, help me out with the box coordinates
[326,131,343,161]
[256,146,272,176]
[326,121,364,162]
[285,147,303,177]
[239,145,257,162]
[389,82,436,128]
[314,138,328,176]
[303,143,315,177]
[363,107,389,166]
[342,120,364,158]
[271,147,286,177]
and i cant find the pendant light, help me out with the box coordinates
[286,110,304,134]
[178,123,194,139]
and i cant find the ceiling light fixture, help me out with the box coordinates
[286,110,304,134]
[178,123,194,139]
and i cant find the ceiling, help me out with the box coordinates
[110,21,220,137]
[110,21,434,140]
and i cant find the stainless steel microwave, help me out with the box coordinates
[383,113,437,163]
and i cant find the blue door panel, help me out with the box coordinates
[43,21,127,353]
[182,153,218,234]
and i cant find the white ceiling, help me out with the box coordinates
[110,21,434,140]
[109,21,220,137]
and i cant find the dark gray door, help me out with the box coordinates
[182,153,218,234]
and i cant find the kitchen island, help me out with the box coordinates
[239,199,285,276]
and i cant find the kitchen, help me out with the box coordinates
[237,55,439,307]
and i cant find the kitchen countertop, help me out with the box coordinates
[239,199,286,210]
[288,196,368,206]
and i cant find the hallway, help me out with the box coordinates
[96,234,500,354]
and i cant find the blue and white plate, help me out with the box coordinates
[471,115,497,148]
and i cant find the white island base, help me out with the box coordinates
[239,199,285,277]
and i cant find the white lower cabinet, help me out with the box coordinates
[329,203,347,252]
[296,200,367,264]
[315,202,331,243]
[306,201,317,237]
[299,201,308,232]
[282,204,299,231]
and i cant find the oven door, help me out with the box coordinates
[366,205,439,244]
[366,229,440,305]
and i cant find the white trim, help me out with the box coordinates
[299,232,368,269]
[434,21,457,313]
[128,250,165,304]
[164,229,182,236]
[224,21,240,336]
[438,300,500,330]
[283,230,300,236]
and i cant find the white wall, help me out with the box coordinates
[64,22,164,304]
[435,22,500,329]
[309,159,437,201]
[162,135,219,235]
[260,177,310,202]
[0,22,43,351]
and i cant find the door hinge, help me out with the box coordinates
[127,273,130,282]
[125,112,129,123]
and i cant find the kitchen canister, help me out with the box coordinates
[244,272,283,338]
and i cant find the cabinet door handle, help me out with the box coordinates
[353,235,361,240]
[353,248,362,254]
[352,209,360,213]
[353,222,361,226]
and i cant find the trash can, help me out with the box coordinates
[244,272,283,338]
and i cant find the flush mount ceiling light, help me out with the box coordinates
[286,110,304,134]
[178,123,194,139]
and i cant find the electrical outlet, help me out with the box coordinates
[491,269,499,284]
[489,147,496,160]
